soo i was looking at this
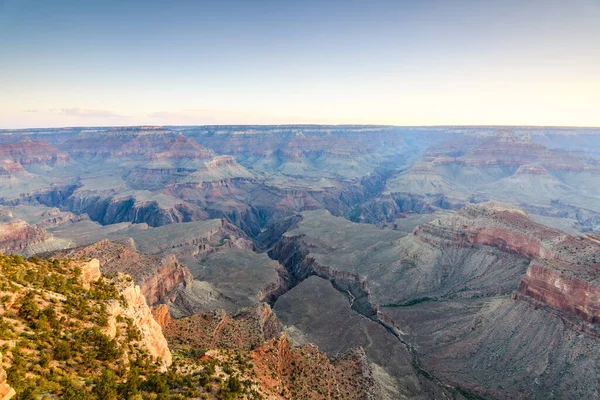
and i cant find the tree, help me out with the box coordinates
[53,341,72,361]
[18,291,38,321]
[119,365,140,399]
[93,369,118,400]
[60,377,88,400]
[143,373,170,399]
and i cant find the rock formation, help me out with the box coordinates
[0,355,15,400]
[0,220,51,253]
[67,258,172,369]
[0,140,69,166]
[46,240,191,305]
[151,303,172,329]
[249,333,377,400]
[108,273,172,369]
[77,258,101,289]
[412,202,600,329]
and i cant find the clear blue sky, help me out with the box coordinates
[1,0,599,128]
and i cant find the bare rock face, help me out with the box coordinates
[256,302,281,341]
[151,304,172,329]
[0,140,69,166]
[148,134,214,161]
[0,354,15,400]
[61,128,177,158]
[425,129,578,169]
[414,202,557,259]
[416,202,600,329]
[0,220,51,253]
[138,255,190,305]
[106,274,172,370]
[46,240,191,305]
[517,262,600,326]
[77,258,102,289]
[0,161,23,176]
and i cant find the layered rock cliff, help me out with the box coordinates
[0,253,173,396]
[46,240,191,305]
[0,220,51,253]
[0,140,69,166]
[414,202,600,330]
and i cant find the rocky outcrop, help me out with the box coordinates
[138,255,189,305]
[148,134,214,161]
[425,129,579,169]
[62,191,208,227]
[413,202,559,259]
[256,302,281,340]
[413,202,600,330]
[517,262,600,326]
[0,354,15,400]
[0,220,51,253]
[77,258,102,289]
[151,304,172,329]
[107,274,172,369]
[46,240,191,305]
[249,333,377,400]
[61,129,177,159]
[0,140,69,166]
[0,162,23,176]
[162,303,282,352]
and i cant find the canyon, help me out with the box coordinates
[1,125,600,398]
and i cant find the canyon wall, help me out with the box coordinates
[78,260,172,370]
[47,240,191,306]
[415,202,600,329]
[108,274,172,369]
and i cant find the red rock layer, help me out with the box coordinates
[0,140,68,165]
[151,304,172,329]
[518,262,600,324]
[425,129,591,171]
[0,220,51,253]
[415,202,600,326]
[148,135,214,160]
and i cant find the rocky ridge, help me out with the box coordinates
[45,240,191,306]
[414,202,600,329]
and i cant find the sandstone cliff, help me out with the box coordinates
[74,259,172,369]
[0,140,69,166]
[151,303,172,329]
[107,273,172,369]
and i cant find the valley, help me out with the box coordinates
[1,125,600,399]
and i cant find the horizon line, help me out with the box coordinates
[1,123,600,132]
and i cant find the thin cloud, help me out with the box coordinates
[148,109,307,125]
[60,108,129,119]
[24,109,39,113]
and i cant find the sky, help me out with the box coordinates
[1,0,599,128]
